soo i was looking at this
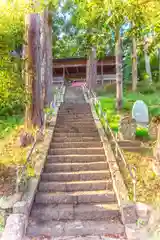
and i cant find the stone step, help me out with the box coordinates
[31,203,120,221]
[26,219,124,238]
[50,121,95,127]
[35,190,116,204]
[64,100,86,103]
[50,142,102,149]
[59,103,89,106]
[59,108,91,111]
[57,114,92,117]
[54,125,96,130]
[49,148,104,155]
[111,140,141,147]
[57,113,93,121]
[47,155,106,163]
[53,132,99,137]
[39,180,112,192]
[122,146,148,153]
[59,106,90,109]
[52,136,100,142]
[57,115,93,118]
[41,170,110,182]
[57,113,92,116]
[59,105,90,109]
[44,161,107,172]
[55,120,94,125]
[54,128,98,133]
[56,120,94,124]
[55,124,95,129]
[58,111,91,115]
[59,109,91,111]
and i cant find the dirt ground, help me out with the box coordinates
[0,165,16,197]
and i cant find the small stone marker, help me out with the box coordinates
[132,100,149,127]
[119,116,136,140]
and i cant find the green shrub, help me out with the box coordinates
[138,83,156,94]
[123,101,132,112]
[149,107,160,117]
[0,115,23,139]
[104,83,116,93]
[155,82,160,91]
[96,86,106,96]
[136,128,149,139]
[0,70,25,116]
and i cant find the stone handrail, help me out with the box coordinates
[16,83,64,193]
[83,84,137,203]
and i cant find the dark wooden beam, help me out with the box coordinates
[53,62,115,69]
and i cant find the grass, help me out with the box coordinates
[0,118,40,230]
[97,90,160,139]
[121,151,160,205]
[0,115,23,139]
[96,85,160,204]
[0,116,37,198]
[0,115,24,166]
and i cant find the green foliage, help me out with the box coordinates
[136,128,149,139]
[44,107,55,117]
[0,70,25,115]
[97,81,160,139]
[0,0,59,138]
[138,83,156,94]
[0,115,23,139]
[0,1,27,120]
[122,150,160,204]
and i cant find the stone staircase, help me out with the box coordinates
[25,87,125,239]
[111,140,148,153]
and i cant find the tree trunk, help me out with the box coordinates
[132,37,138,91]
[115,27,123,110]
[40,9,53,107]
[40,10,47,107]
[144,36,152,82]
[87,47,97,90]
[24,13,43,129]
[47,10,53,103]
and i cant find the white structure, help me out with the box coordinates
[132,100,149,127]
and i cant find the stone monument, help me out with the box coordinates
[132,100,149,127]
[119,115,137,140]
